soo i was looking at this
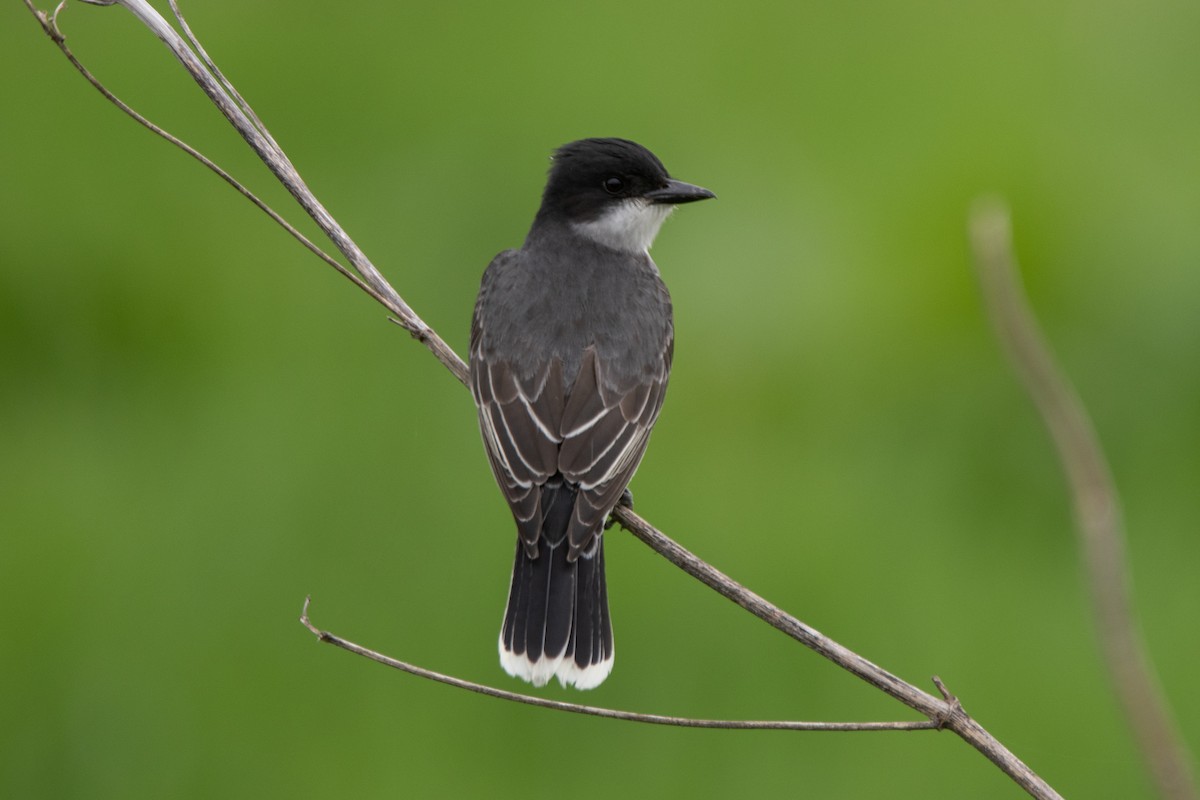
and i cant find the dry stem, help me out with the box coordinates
[970,198,1197,800]
[25,3,1174,799]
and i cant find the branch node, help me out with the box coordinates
[300,595,330,641]
[49,1,68,37]
[931,675,964,729]
[386,315,418,339]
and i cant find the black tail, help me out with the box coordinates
[498,485,613,689]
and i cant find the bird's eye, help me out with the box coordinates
[603,177,625,194]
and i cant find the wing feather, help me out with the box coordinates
[558,349,670,552]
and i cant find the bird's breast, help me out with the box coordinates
[483,246,672,391]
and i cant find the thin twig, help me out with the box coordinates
[76,0,469,386]
[167,0,271,142]
[970,197,1197,800]
[608,504,1062,797]
[22,0,368,297]
[299,598,937,732]
[25,4,1066,798]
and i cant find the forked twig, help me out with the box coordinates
[299,598,937,732]
[24,3,1072,798]
[25,0,367,295]
[70,0,470,386]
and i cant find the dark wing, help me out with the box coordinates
[557,344,672,556]
[470,348,566,556]
[471,341,671,559]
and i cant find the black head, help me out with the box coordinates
[537,138,715,224]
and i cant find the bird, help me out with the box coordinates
[469,137,714,689]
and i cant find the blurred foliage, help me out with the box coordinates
[2,1,1198,798]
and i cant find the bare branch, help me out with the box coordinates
[22,0,369,297]
[25,4,1069,798]
[970,198,1197,800]
[608,504,1062,798]
[75,0,470,385]
[166,0,272,142]
[299,598,937,733]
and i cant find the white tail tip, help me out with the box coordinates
[499,638,614,690]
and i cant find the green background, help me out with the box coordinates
[3,1,1197,797]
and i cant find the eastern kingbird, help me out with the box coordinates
[470,138,714,689]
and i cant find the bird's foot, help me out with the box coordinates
[604,488,635,530]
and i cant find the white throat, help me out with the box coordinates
[571,199,675,254]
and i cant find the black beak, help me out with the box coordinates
[643,179,716,205]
